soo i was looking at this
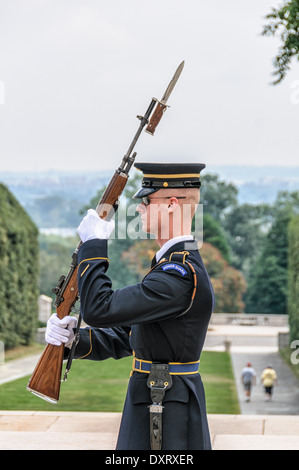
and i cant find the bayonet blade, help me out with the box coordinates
[145,61,185,135]
[160,60,185,104]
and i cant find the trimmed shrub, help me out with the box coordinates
[0,183,39,349]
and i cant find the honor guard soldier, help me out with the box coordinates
[45,162,215,450]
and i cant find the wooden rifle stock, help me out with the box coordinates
[27,265,79,402]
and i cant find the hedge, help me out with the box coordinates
[0,183,39,349]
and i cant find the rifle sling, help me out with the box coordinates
[61,313,82,382]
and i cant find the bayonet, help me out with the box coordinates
[146,61,185,135]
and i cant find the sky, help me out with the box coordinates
[0,0,298,174]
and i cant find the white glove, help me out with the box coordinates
[77,209,115,243]
[45,313,78,348]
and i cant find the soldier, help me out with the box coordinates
[45,162,215,450]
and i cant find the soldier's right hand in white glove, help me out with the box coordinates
[45,313,78,348]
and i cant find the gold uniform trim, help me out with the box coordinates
[78,329,93,359]
[80,264,90,277]
[169,250,189,264]
[143,173,200,179]
[78,257,109,268]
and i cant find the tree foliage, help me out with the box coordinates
[288,215,299,342]
[262,0,299,84]
[202,213,231,262]
[200,174,238,221]
[200,243,246,313]
[0,184,39,349]
[245,191,299,313]
[223,203,273,275]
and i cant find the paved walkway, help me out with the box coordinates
[204,324,299,416]
[0,354,41,386]
[1,324,299,450]
[231,351,299,415]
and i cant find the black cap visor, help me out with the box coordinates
[132,187,159,199]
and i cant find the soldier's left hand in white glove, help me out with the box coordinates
[77,209,115,243]
[45,313,78,348]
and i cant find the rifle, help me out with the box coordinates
[26,61,184,403]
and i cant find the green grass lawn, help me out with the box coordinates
[0,351,240,414]
[200,351,240,414]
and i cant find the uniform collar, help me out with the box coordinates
[155,236,194,262]
[150,236,195,267]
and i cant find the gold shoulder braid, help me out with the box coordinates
[167,251,197,317]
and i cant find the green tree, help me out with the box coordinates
[262,0,299,84]
[203,213,231,262]
[200,174,238,222]
[288,215,299,342]
[245,254,287,313]
[223,203,273,275]
[245,191,299,313]
[201,243,246,313]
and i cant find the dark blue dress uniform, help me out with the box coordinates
[72,162,215,450]
[73,238,214,450]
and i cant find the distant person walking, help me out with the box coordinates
[241,362,256,402]
[261,365,278,401]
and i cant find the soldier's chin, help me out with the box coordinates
[143,224,156,237]
[141,219,149,232]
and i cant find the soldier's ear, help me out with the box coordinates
[167,197,180,213]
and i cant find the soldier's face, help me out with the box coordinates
[136,195,170,237]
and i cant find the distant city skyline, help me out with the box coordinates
[0,0,298,174]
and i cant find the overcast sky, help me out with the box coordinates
[0,0,298,174]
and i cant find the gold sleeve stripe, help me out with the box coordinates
[80,264,90,277]
[78,329,92,359]
[78,257,109,268]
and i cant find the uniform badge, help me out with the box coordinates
[162,263,187,276]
